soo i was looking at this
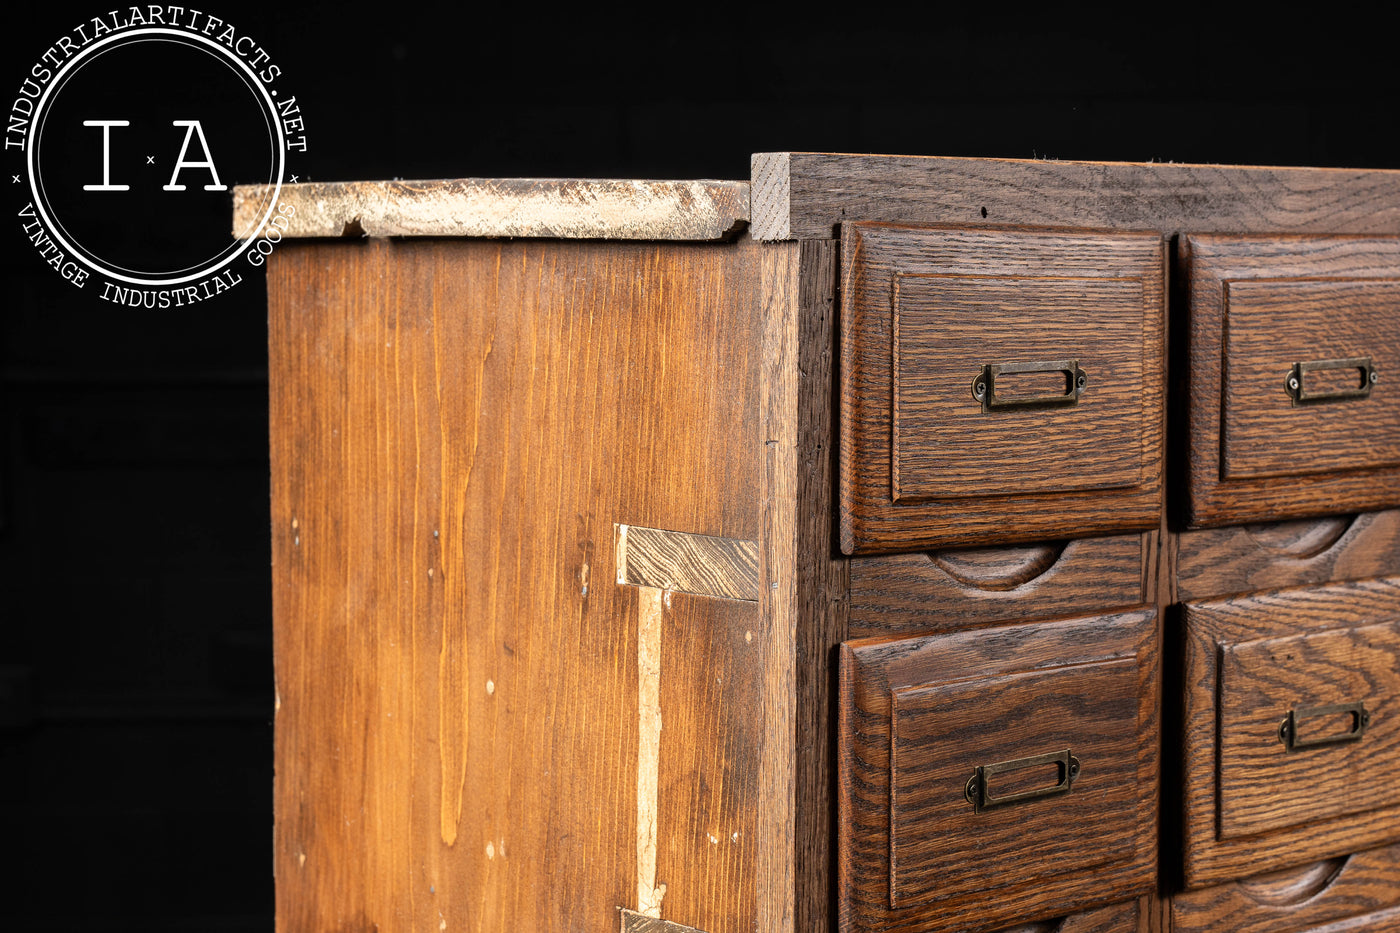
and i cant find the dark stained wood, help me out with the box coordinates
[839,223,1165,553]
[994,897,1143,933]
[749,153,1400,241]
[1176,511,1400,600]
[1171,844,1400,933]
[269,236,769,933]
[849,533,1150,639]
[235,178,750,241]
[616,525,760,601]
[1182,235,1400,527]
[788,240,848,933]
[1180,578,1400,887]
[839,609,1158,933]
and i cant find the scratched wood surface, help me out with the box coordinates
[1182,235,1400,527]
[849,533,1152,639]
[1180,578,1400,887]
[839,223,1165,553]
[235,178,750,241]
[1171,844,1400,933]
[1174,511,1400,601]
[750,153,1400,241]
[839,609,1158,933]
[268,236,768,933]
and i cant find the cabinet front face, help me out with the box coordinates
[1181,578,1400,887]
[839,608,1158,933]
[838,223,1166,554]
[1183,234,1400,527]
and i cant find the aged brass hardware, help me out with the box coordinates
[1277,701,1371,751]
[964,749,1081,813]
[1284,357,1377,406]
[971,360,1086,412]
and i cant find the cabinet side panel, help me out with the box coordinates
[269,237,765,933]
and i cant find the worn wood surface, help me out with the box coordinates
[1180,578,1400,887]
[269,236,769,933]
[1175,511,1400,601]
[839,609,1158,933]
[849,533,1151,639]
[1182,235,1400,527]
[235,178,750,241]
[750,153,1400,241]
[839,223,1165,553]
[619,910,710,933]
[1171,844,1400,933]
[616,525,759,601]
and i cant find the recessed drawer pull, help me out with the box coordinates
[1284,357,1377,405]
[1278,701,1371,751]
[971,360,1087,412]
[964,748,1081,813]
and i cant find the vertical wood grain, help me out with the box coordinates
[269,236,766,933]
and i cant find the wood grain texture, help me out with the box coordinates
[840,223,1165,553]
[235,178,749,241]
[757,238,801,933]
[620,909,710,933]
[269,236,767,933]
[839,609,1158,933]
[1182,235,1400,527]
[616,525,759,601]
[994,897,1143,933]
[849,533,1150,639]
[1180,578,1400,887]
[749,153,1400,241]
[1171,844,1400,933]
[1175,511,1400,600]
[790,240,848,933]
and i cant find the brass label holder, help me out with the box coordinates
[1285,357,1377,406]
[964,748,1081,813]
[1278,701,1371,751]
[971,360,1086,412]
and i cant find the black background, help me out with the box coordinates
[4,5,1400,929]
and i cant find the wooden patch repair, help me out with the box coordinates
[615,524,759,601]
[619,908,709,933]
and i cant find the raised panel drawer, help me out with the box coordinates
[1181,578,1400,886]
[838,223,1165,553]
[839,608,1157,933]
[1183,235,1400,527]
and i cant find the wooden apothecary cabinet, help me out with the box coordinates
[241,155,1400,933]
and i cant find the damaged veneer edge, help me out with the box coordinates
[230,177,750,241]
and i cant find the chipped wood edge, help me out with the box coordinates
[231,178,750,242]
[615,524,760,601]
[619,908,709,933]
[636,586,666,918]
[750,153,792,242]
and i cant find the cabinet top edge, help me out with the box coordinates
[230,177,750,242]
[751,152,1400,241]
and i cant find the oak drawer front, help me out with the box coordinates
[839,608,1157,933]
[1183,235,1400,527]
[839,223,1165,554]
[1171,844,1400,933]
[1181,578,1400,887]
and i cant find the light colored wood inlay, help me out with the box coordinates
[616,525,760,601]
[636,586,666,918]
